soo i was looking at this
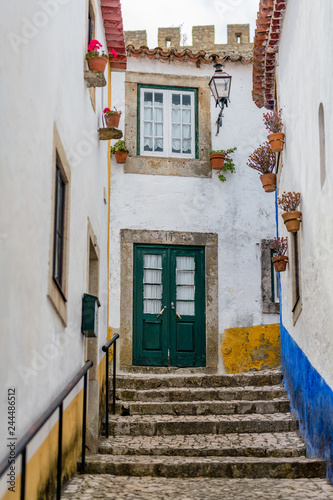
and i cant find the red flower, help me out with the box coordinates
[88,39,102,52]
[103,107,111,114]
[110,49,117,59]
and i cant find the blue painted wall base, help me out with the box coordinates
[281,323,333,483]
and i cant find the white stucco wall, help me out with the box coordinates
[109,56,279,372]
[277,0,333,387]
[0,0,110,477]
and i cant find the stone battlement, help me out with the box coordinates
[124,24,253,58]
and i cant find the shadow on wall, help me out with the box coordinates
[281,324,333,484]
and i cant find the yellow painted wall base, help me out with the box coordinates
[1,354,107,500]
[221,323,281,374]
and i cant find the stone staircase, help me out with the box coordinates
[84,368,326,480]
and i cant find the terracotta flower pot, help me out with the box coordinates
[272,255,288,272]
[267,132,285,153]
[105,112,120,128]
[260,173,276,192]
[88,56,108,72]
[210,153,225,170]
[114,150,128,164]
[282,211,302,232]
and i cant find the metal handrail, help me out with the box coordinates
[102,333,119,438]
[0,360,93,500]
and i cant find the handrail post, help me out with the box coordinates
[81,372,88,473]
[20,448,26,500]
[105,348,109,438]
[57,403,63,500]
[113,342,116,415]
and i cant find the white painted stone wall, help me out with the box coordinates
[110,56,279,372]
[0,0,110,484]
[277,0,333,387]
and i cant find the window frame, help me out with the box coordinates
[261,239,280,315]
[291,231,302,324]
[137,84,199,160]
[48,126,71,325]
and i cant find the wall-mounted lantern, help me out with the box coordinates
[209,62,232,134]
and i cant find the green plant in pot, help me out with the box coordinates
[103,107,121,128]
[270,237,288,272]
[263,108,285,153]
[277,191,301,233]
[210,147,237,182]
[247,142,276,192]
[110,140,128,164]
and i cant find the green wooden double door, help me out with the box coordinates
[133,244,206,367]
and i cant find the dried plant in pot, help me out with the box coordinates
[103,107,121,128]
[277,191,302,232]
[247,142,276,192]
[210,147,237,182]
[263,109,285,153]
[110,140,128,164]
[270,237,288,272]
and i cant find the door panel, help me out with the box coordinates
[133,245,205,367]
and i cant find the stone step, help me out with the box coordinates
[114,385,288,403]
[62,475,333,500]
[84,454,326,479]
[112,398,290,416]
[115,369,283,390]
[99,432,306,458]
[106,413,298,436]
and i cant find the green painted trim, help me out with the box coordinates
[137,84,199,159]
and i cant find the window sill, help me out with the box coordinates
[48,274,68,326]
[124,155,212,178]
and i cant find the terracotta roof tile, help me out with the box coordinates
[252,0,288,108]
[100,0,127,70]
[126,45,252,67]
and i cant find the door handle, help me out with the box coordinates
[156,306,167,318]
[171,302,182,320]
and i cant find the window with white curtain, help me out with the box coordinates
[143,254,163,314]
[176,256,195,316]
[140,87,196,159]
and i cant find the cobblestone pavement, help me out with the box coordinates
[62,474,333,499]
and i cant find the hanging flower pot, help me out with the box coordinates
[282,211,302,232]
[88,55,108,72]
[114,150,128,164]
[111,140,128,164]
[210,152,225,170]
[85,39,117,73]
[247,142,276,193]
[104,108,121,128]
[263,109,285,153]
[267,133,285,153]
[277,192,302,232]
[272,255,288,272]
[270,237,288,272]
[260,173,276,192]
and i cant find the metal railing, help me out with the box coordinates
[0,360,93,500]
[102,333,119,438]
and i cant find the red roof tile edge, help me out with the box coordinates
[252,0,288,109]
[101,0,127,70]
[126,45,253,67]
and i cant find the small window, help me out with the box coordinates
[139,86,197,159]
[236,34,241,44]
[53,160,66,295]
[261,240,280,314]
[166,39,171,48]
